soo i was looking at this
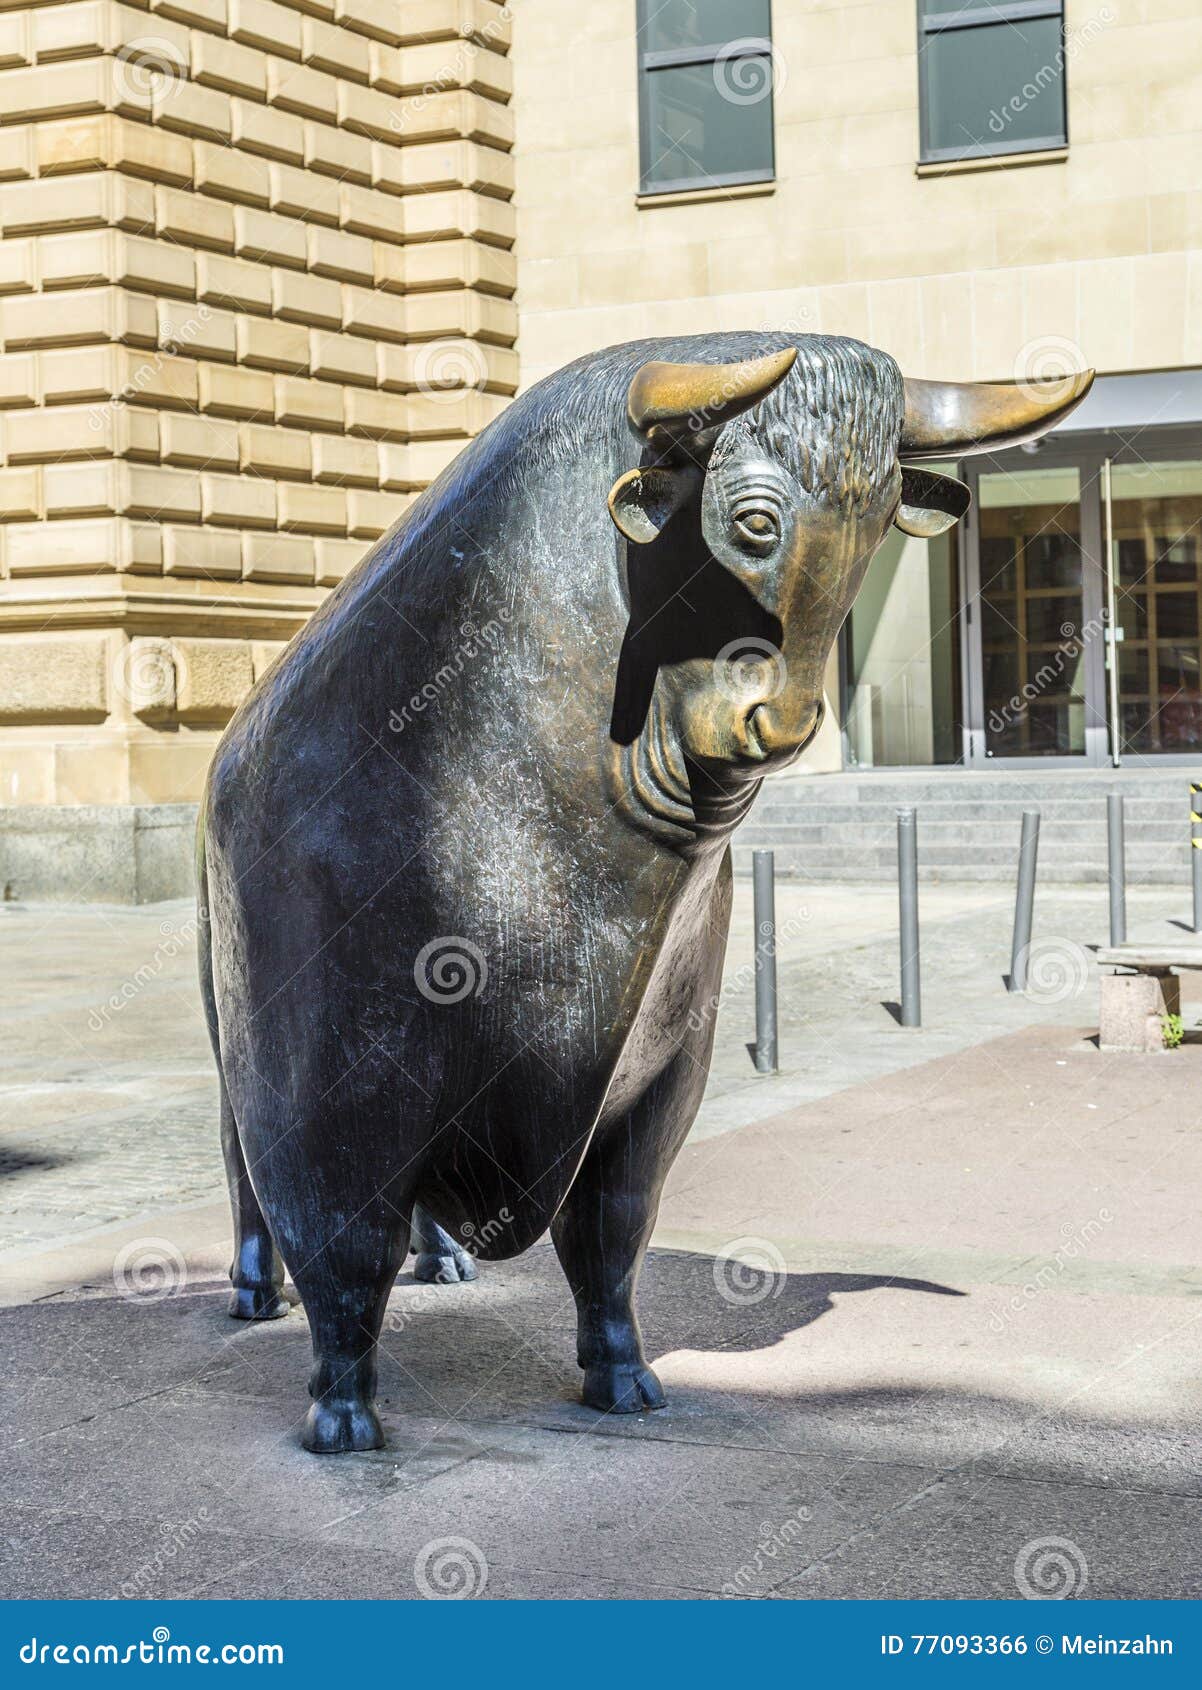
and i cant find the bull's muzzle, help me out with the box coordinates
[741,697,824,767]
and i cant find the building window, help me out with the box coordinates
[918,1,1068,164]
[637,0,776,196]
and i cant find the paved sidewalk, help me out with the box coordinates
[0,886,1199,1599]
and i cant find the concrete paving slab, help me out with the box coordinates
[1,888,1199,1600]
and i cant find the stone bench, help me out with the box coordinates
[1095,943,1202,1050]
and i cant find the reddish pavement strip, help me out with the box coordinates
[662,1022,1199,1272]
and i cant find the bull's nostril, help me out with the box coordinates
[744,704,768,759]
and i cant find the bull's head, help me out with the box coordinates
[606,342,1092,779]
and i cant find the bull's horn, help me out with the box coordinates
[627,346,797,442]
[901,369,1094,460]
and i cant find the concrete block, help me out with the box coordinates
[238,421,310,479]
[231,0,302,61]
[156,184,235,251]
[273,373,343,430]
[314,534,363,583]
[119,636,177,720]
[1098,972,1181,1053]
[200,470,275,527]
[196,360,274,418]
[271,267,341,327]
[0,634,108,721]
[173,636,255,720]
[231,96,305,163]
[235,314,309,373]
[241,529,314,581]
[163,525,243,577]
[309,327,375,385]
[311,432,376,485]
[195,141,271,207]
[277,480,346,534]
[303,118,372,183]
[191,32,267,100]
[196,252,273,315]
[266,55,337,121]
[302,16,369,81]
[307,223,373,282]
[233,205,306,269]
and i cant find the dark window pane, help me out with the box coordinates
[1156,593,1199,640]
[982,597,1016,645]
[923,18,1066,157]
[979,536,1017,592]
[642,59,774,188]
[1114,591,1148,639]
[1026,595,1080,644]
[1119,648,1148,696]
[1154,533,1198,584]
[1025,530,1081,590]
[642,0,771,53]
[1116,534,1150,585]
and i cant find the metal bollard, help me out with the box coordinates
[1191,783,1202,933]
[1009,808,1040,993]
[897,807,921,1027]
[752,849,778,1073]
[1107,792,1127,946]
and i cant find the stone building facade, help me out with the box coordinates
[0,0,514,834]
[4,1,1202,895]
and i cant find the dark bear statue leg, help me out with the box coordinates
[410,1205,478,1284]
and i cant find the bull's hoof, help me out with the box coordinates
[228,1285,290,1321]
[581,1361,667,1414]
[413,1248,477,1285]
[302,1398,384,1454]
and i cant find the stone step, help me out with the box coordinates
[739,818,1188,845]
[730,857,1186,885]
[748,802,1191,830]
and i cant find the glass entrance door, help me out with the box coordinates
[965,461,1109,763]
[1106,460,1202,757]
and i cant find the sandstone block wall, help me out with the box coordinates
[0,0,516,805]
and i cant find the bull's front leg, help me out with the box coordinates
[552,1042,709,1414]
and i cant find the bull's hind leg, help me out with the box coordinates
[292,1200,411,1454]
[410,1203,478,1284]
[221,1074,289,1321]
[553,1048,707,1414]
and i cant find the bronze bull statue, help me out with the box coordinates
[198,333,1091,1452]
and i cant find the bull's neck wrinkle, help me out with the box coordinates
[607,693,760,854]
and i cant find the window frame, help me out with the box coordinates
[635,0,777,197]
[916,0,1069,166]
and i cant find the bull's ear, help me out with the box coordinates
[895,466,971,538]
[607,464,702,544]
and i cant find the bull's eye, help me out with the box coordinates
[732,506,780,555]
